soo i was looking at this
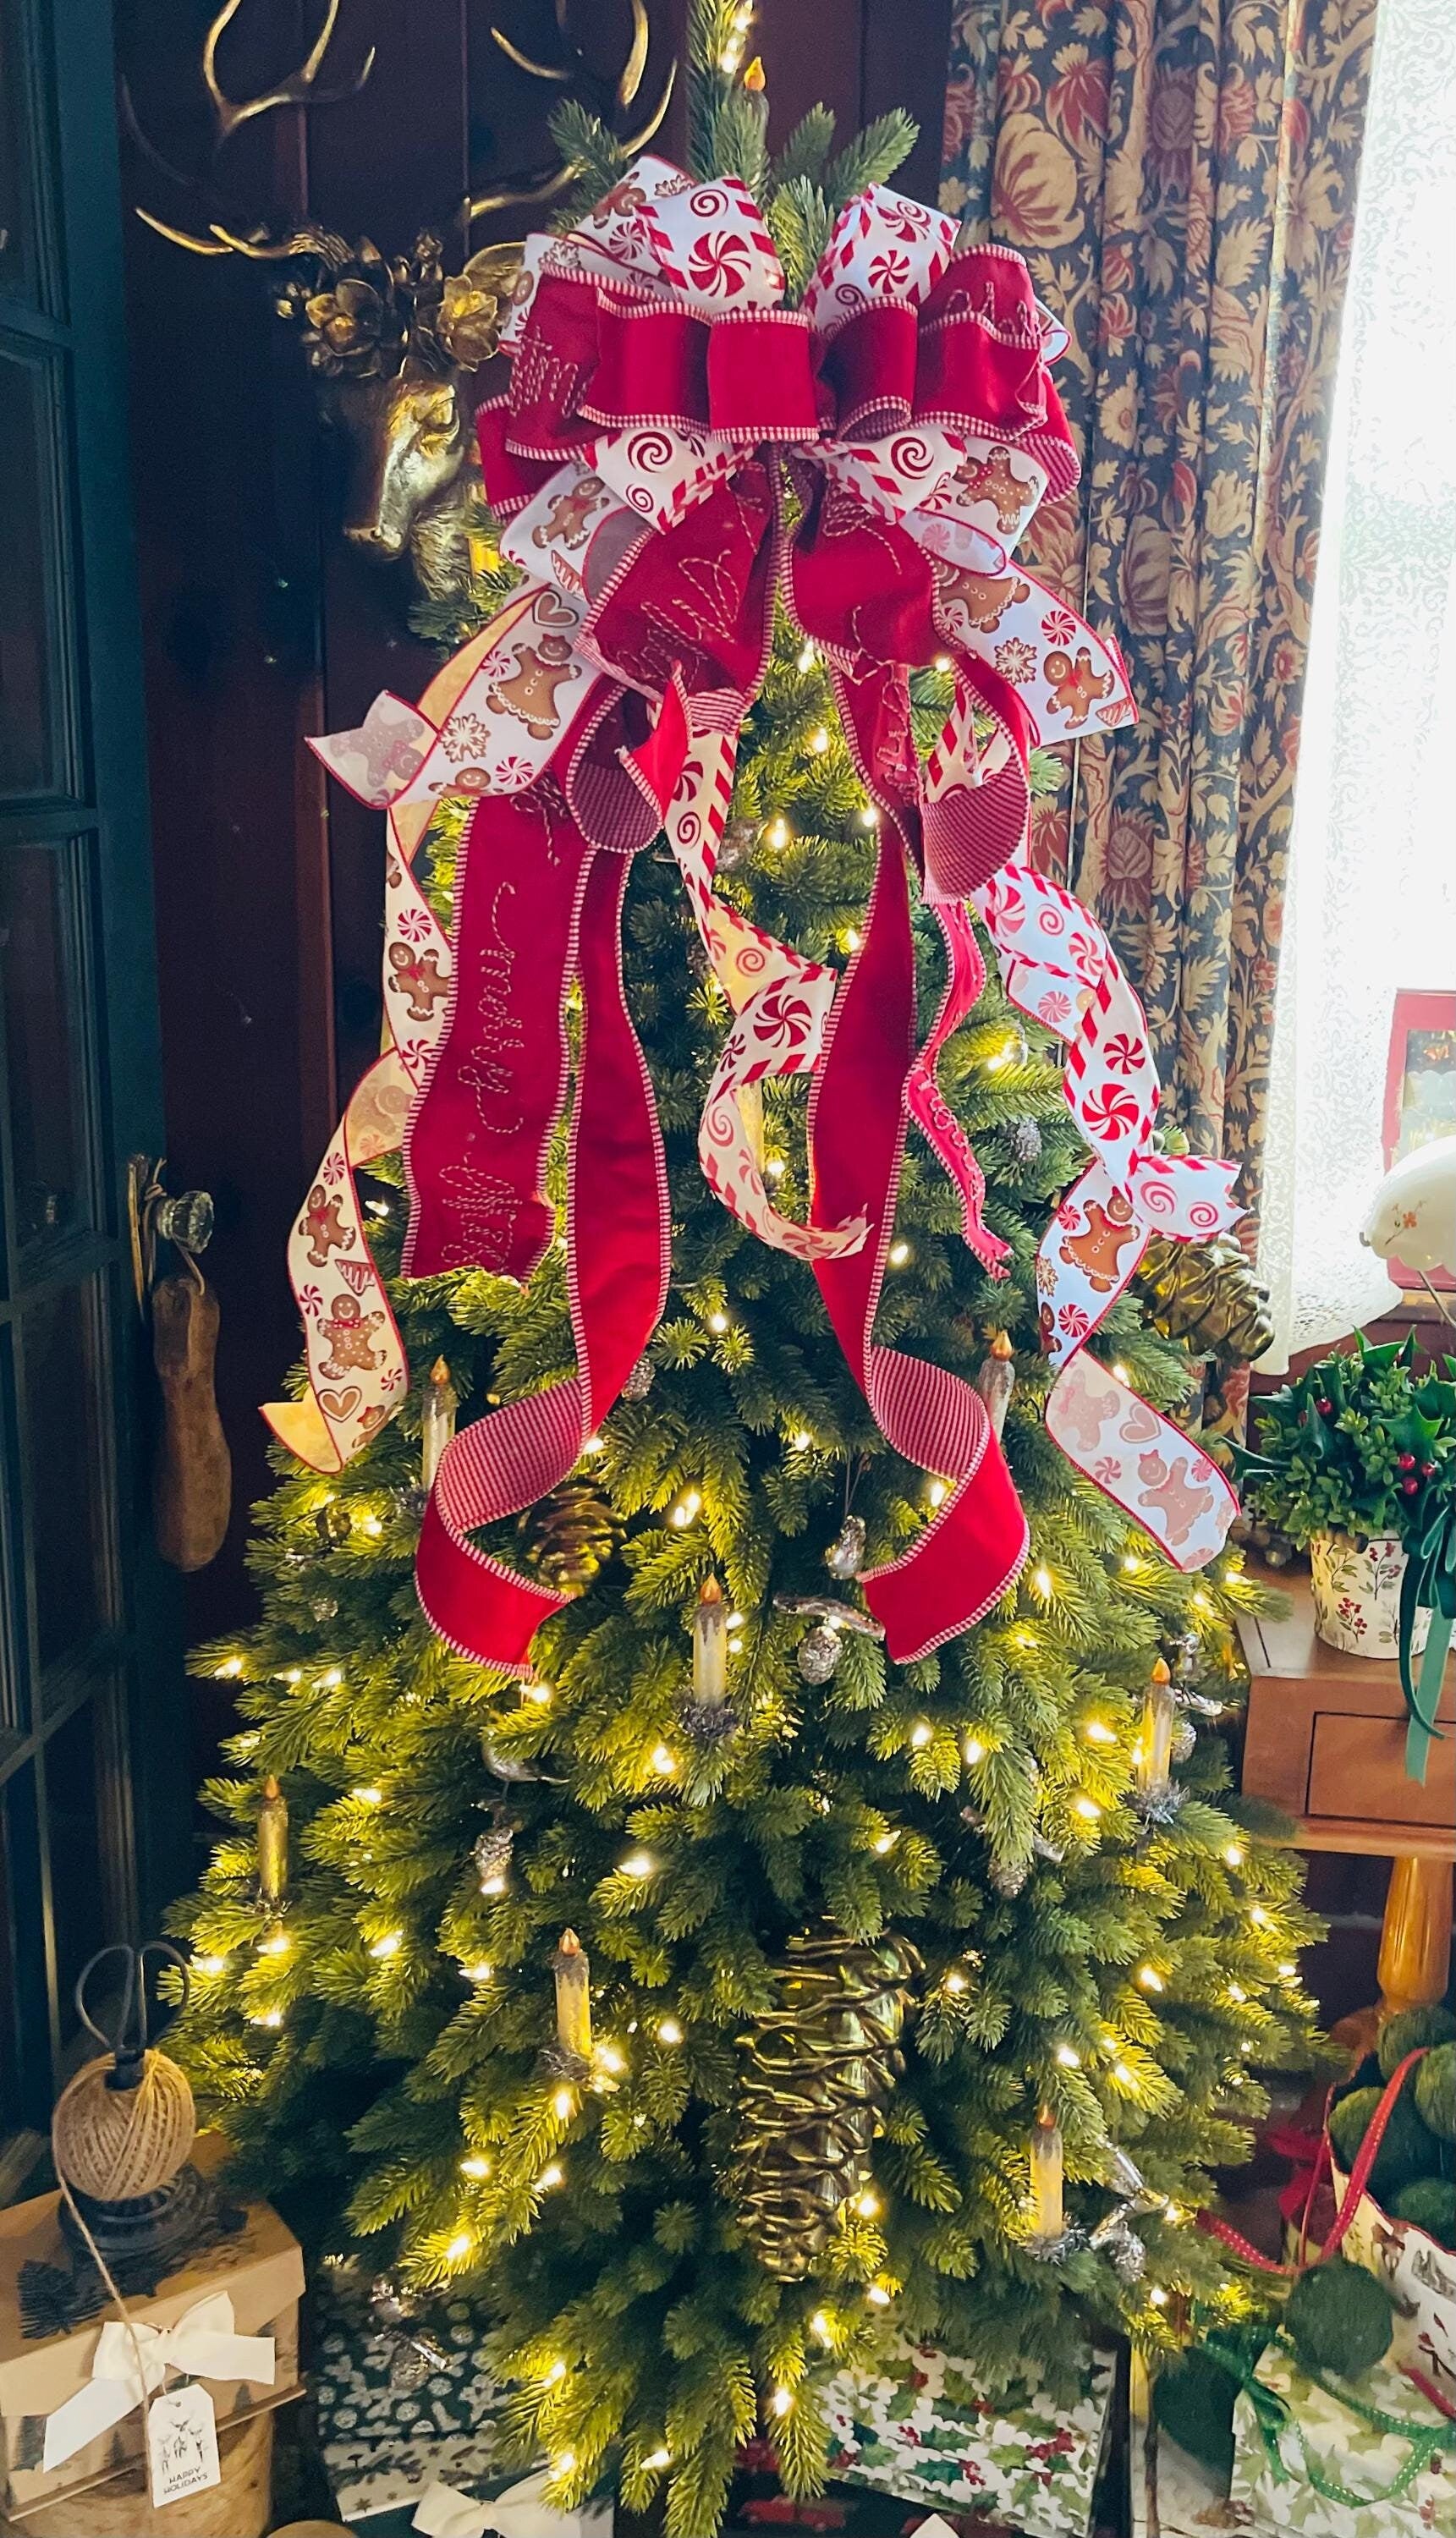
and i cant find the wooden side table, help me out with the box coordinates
[1238,1571,1454,2038]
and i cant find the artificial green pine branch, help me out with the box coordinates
[165,58,1316,2525]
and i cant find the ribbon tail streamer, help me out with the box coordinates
[416,829,670,1671]
[810,838,1029,1661]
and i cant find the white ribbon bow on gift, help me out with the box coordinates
[41,2289,276,2473]
[413,2469,614,2538]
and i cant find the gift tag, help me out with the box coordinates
[146,2383,221,2505]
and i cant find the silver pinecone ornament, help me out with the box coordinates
[472,1809,514,1894]
[798,1624,842,1684]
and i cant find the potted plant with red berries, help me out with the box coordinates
[1238,1336,1454,1684]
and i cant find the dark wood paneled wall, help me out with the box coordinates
[117,0,952,1657]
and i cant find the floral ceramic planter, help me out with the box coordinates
[1308,1530,1431,1660]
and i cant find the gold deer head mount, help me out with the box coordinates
[124,0,673,597]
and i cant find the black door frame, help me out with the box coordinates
[0,0,188,2192]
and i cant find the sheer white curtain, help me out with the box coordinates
[1257,0,1456,1371]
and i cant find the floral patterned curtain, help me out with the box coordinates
[940,0,1376,1207]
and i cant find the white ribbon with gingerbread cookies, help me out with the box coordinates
[264,594,557,1475]
[973,856,1241,1570]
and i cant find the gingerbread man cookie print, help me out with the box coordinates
[954,444,1030,534]
[387,942,451,1022]
[939,567,1031,634]
[531,475,610,552]
[485,635,579,741]
[1044,648,1114,730]
[301,1184,354,1268]
[1135,1449,1208,1553]
[316,1294,387,1380]
[1062,1190,1140,1293]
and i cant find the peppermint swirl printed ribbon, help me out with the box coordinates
[281,154,1238,1673]
[972,860,1241,1571]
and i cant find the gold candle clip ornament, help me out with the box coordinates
[1030,2105,1064,2241]
[422,1357,459,1493]
[1137,1657,1176,1797]
[552,1928,592,2064]
[692,1575,729,1706]
[257,1775,289,1905]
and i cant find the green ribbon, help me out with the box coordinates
[1203,2327,1456,2512]
[1399,1498,1455,1783]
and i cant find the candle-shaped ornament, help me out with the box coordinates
[256,1775,288,1905]
[1030,2105,1064,2242]
[421,1357,459,1492]
[552,1928,591,2067]
[975,1332,1016,1442]
[1137,1658,1176,1799]
[682,1575,738,1742]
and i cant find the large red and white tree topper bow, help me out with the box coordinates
[269,157,1237,1671]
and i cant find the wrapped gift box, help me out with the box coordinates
[312,2267,613,2538]
[816,2333,1119,2538]
[1228,2343,1453,2537]
[0,2132,302,2524]
[313,2275,514,2525]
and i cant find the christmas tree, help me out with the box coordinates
[170,21,1318,2534]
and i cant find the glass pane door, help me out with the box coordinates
[0,0,185,2187]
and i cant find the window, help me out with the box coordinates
[1257,0,1456,1367]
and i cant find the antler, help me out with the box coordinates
[202,0,375,146]
[492,0,649,106]
[127,1,374,256]
[470,0,673,222]
[206,222,354,268]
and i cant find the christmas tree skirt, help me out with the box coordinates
[316,2291,1116,2538]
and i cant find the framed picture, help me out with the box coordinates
[1382,989,1456,1290]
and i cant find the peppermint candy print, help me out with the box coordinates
[801,186,958,334]
[975,855,1242,1570]
[640,173,784,313]
[818,425,967,530]
[665,734,868,1263]
[591,424,735,535]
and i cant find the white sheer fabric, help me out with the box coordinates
[1257,0,1456,1371]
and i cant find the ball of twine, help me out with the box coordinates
[52,2050,195,2200]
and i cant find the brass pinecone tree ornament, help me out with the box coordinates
[515,1481,620,1590]
[730,1930,920,2278]
[1135,1232,1274,1364]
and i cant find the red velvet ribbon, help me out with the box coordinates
[412,750,675,1663]
[406,236,1076,1673]
[510,255,1070,456]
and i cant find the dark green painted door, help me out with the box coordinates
[0,0,186,2189]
